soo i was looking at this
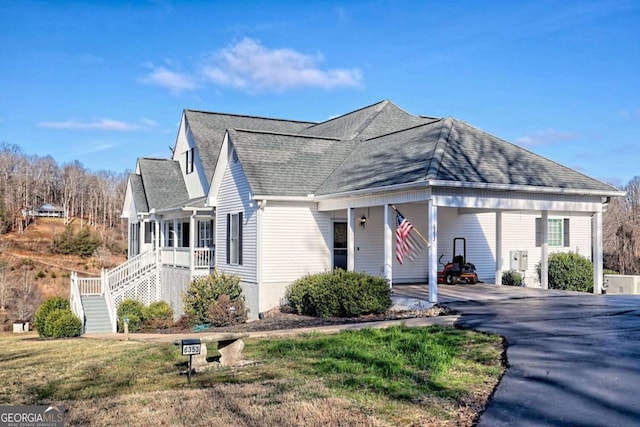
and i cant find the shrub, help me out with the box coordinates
[117,299,145,332]
[183,270,246,326]
[285,269,392,318]
[536,252,594,293]
[502,270,523,286]
[207,294,248,327]
[36,270,46,279]
[142,301,174,330]
[46,310,82,338]
[53,225,102,257]
[43,309,68,338]
[35,297,70,337]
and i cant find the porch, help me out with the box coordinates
[70,247,215,333]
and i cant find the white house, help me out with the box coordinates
[71,100,623,333]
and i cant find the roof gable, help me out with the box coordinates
[228,129,358,197]
[183,110,315,183]
[137,158,188,210]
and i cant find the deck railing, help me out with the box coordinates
[108,250,157,293]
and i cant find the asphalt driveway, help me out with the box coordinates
[393,284,640,426]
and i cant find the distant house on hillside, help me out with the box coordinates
[34,203,67,218]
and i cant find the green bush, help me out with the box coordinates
[502,270,523,286]
[142,301,174,330]
[536,252,594,293]
[35,297,70,337]
[117,299,145,332]
[285,269,392,318]
[183,270,246,326]
[53,225,102,257]
[48,310,82,338]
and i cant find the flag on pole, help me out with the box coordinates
[395,208,428,264]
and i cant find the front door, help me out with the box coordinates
[333,221,347,270]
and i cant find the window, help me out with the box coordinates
[144,222,152,244]
[226,213,243,265]
[185,147,195,174]
[164,222,174,247]
[536,218,570,247]
[198,220,214,248]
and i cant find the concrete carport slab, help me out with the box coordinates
[393,283,640,426]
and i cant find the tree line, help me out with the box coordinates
[0,143,128,242]
[604,176,640,274]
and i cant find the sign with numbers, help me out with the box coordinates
[181,339,201,356]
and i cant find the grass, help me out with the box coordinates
[0,325,504,426]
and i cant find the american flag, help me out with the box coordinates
[396,209,427,264]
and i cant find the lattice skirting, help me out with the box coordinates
[112,268,211,319]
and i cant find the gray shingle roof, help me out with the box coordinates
[434,119,617,191]
[316,117,619,195]
[129,173,149,213]
[133,100,618,206]
[299,100,436,140]
[228,129,358,197]
[138,158,188,210]
[184,110,315,183]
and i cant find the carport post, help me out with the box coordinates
[347,208,355,271]
[384,204,393,287]
[592,210,603,294]
[541,210,549,289]
[495,211,503,286]
[428,200,438,303]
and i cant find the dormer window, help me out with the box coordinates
[185,147,195,174]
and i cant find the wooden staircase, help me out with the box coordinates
[81,294,113,334]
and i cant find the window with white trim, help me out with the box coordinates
[226,213,242,265]
[185,147,195,174]
[198,220,214,248]
[536,218,570,247]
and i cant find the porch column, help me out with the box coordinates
[347,208,355,271]
[541,210,549,289]
[189,212,196,274]
[592,210,603,294]
[428,200,438,303]
[495,211,503,286]
[384,204,393,287]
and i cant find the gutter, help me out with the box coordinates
[313,179,625,200]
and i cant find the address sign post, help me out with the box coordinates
[181,338,201,384]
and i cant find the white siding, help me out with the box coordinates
[499,213,592,287]
[216,145,259,316]
[173,117,207,199]
[260,201,332,312]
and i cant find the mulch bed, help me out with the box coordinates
[159,304,455,334]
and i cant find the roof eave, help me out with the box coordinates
[314,180,625,200]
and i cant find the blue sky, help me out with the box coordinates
[1,0,638,187]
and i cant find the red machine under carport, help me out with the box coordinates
[438,237,479,284]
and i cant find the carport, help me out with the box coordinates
[317,116,623,301]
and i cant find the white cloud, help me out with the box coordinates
[515,129,578,147]
[139,64,198,94]
[200,38,362,93]
[38,119,151,132]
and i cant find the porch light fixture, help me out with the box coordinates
[359,214,367,228]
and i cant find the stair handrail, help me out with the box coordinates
[69,272,86,332]
[102,268,117,333]
[107,250,158,294]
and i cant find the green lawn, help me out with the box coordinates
[0,325,504,426]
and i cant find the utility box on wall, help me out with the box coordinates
[510,250,528,271]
